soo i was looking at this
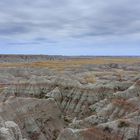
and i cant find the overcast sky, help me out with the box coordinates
[0,0,140,55]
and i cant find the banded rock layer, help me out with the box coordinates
[0,60,140,140]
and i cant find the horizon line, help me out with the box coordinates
[0,54,140,57]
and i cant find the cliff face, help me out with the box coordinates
[0,57,140,140]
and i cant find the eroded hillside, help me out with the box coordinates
[0,56,140,140]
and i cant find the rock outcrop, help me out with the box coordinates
[0,117,26,140]
[0,97,65,140]
[0,56,140,140]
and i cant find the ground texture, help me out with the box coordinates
[0,55,140,140]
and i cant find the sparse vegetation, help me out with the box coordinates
[103,126,112,133]
[115,69,124,81]
[0,57,140,71]
[118,120,130,128]
[84,74,96,84]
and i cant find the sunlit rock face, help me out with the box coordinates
[0,56,140,140]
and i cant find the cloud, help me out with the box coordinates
[0,0,140,55]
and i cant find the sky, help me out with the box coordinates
[0,0,140,55]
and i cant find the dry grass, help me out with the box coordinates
[115,69,124,81]
[0,88,4,93]
[84,74,96,84]
[0,58,139,71]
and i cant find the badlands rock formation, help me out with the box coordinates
[0,56,140,140]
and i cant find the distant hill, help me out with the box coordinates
[0,55,139,63]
